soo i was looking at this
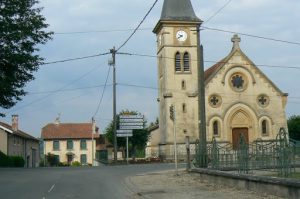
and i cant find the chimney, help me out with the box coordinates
[12,115,19,131]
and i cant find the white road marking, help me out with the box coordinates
[48,184,55,193]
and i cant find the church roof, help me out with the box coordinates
[160,0,201,22]
[154,0,202,33]
[204,34,286,96]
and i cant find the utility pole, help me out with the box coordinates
[196,25,207,168]
[92,117,95,166]
[109,47,118,163]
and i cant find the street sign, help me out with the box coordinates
[120,125,144,130]
[119,115,144,119]
[119,122,144,126]
[119,118,144,123]
[117,133,133,137]
[116,130,132,134]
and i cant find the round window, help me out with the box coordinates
[209,94,222,108]
[257,94,270,107]
[230,73,248,92]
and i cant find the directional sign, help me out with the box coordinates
[116,130,132,134]
[120,125,144,130]
[120,122,144,126]
[119,115,144,119]
[117,133,133,137]
[119,118,144,123]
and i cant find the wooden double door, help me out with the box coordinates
[232,128,249,150]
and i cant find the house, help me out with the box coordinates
[41,121,100,165]
[147,0,288,159]
[0,115,40,167]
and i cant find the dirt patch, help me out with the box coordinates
[129,170,286,199]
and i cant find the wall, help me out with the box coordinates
[0,129,8,154]
[44,139,96,165]
[191,168,300,199]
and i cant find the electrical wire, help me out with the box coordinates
[6,63,106,114]
[204,0,233,24]
[118,52,300,70]
[93,65,112,118]
[54,28,152,35]
[41,52,110,65]
[202,26,300,46]
[27,84,112,95]
[117,0,159,51]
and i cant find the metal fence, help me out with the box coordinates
[195,128,296,177]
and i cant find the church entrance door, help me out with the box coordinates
[232,128,249,150]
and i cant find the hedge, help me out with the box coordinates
[0,151,25,167]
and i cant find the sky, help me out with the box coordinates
[1,0,300,137]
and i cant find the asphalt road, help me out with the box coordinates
[0,163,179,199]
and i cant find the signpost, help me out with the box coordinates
[117,114,144,164]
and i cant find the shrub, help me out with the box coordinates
[71,161,81,167]
[0,151,24,167]
[10,156,25,167]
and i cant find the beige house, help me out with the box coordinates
[147,0,288,158]
[0,115,40,167]
[41,122,99,165]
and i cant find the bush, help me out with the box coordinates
[71,161,81,167]
[10,156,25,167]
[0,151,11,167]
[0,151,24,167]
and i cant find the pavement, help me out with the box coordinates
[128,169,287,199]
[0,164,291,199]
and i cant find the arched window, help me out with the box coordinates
[175,52,181,72]
[262,120,268,135]
[181,80,186,90]
[213,121,219,136]
[182,103,187,113]
[183,52,190,71]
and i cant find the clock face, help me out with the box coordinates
[176,30,187,42]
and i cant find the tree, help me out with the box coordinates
[104,110,150,158]
[0,0,53,116]
[288,115,300,140]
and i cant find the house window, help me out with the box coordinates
[262,120,268,135]
[213,121,219,136]
[181,80,186,90]
[80,154,87,165]
[53,140,60,151]
[80,140,87,150]
[175,52,181,72]
[182,103,187,113]
[67,140,73,150]
[183,52,190,71]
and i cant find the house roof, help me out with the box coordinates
[0,121,39,141]
[160,0,201,22]
[41,123,100,139]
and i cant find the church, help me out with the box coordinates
[146,0,288,158]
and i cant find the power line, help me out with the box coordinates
[54,28,152,35]
[202,26,300,46]
[117,0,159,51]
[41,52,110,65]
[27,84,112,95]
[7,63,106,114]
[118,82,300,101]
[93,65,112,117]
[118,52,300,70]
[204,0,233,24]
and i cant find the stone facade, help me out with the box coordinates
[147,0,288,159]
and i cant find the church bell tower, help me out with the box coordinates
[153,0,202,156]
